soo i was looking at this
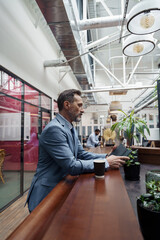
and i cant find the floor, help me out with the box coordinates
[0,163,160,240]
[0,192,29,240]
[0,171,34,209]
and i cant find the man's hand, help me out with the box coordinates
[106,155,129,169]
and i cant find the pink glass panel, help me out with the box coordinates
[24,104,39,191]
[41,93,51,110]
[54,100,58,114]
[42,111,51,130]
[0,95,21,208]
[24,85,39,105]
[0,71,22,99]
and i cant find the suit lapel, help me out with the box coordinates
[56,114,77,158]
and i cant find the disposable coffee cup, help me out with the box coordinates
[93,159,106,178]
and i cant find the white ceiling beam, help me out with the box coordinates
[98,0,113,16]
[88,52,125,87]
[133,96,158,114]
[99,0,120,31]
[58,70,71,83]
[82,85,156,93]
[126,56,143,85]
[85,32,119,50]
[82,0,87,44]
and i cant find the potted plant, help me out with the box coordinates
[146,180,160,194]
[111,110,150,181]
[111,110,150,147]
[137,182,160,240]
[145,170,160,192]
[123,149,140,181]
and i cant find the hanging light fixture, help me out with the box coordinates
[123,34,157,57]
[110,101,122,112]
[127,0,160,35]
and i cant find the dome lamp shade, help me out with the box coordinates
[123,34,157,57]
[127,0,160,35]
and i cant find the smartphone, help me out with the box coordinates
[109,144,132,156]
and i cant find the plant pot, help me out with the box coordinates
[137,199,160,240]
[123,164,140,181]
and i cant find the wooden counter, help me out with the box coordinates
[42,170,142,240]
[7,147,143,240]
[131,145,160,165]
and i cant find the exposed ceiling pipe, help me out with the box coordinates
[43,33,130,69]
[133,96,158,114]
[79,15,128,31]
[129,72,160,75]
[119,0,129,43]
[132,76,159,102]
[82,85,156,93]
[44,59,66,68]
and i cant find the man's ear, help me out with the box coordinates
[63,101,70,109]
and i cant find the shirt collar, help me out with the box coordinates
[58,113,73,130]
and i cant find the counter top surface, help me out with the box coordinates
[42,169,143,240]
[7,147,143,240]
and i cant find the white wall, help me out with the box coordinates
[0,0,81,106]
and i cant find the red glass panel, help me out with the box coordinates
[24,85,39,105]
[0,71,22,99]
[54,100,58,114]
[23,104,39,191]
[0,95,21,208]
[42,111,51,129]
[0,93,21,112]
[41,93,51,110]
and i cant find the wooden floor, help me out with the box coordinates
[0,193,29,240]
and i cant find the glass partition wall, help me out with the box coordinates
[0,67,51,211]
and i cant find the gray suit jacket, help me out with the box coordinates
[26,114,108,212]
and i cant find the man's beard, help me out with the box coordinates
[68,111,82,122]
[74,115,82,122]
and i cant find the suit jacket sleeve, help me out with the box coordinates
[40,124,109,175]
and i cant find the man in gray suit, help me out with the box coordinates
[26,89,128,212]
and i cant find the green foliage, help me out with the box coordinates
[139,193,160,212]
[125,149,140,166]
[146,180,160,194]
[111,110,150,146]
[139,180,160,212]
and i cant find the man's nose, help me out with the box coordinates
[81,107,84,113]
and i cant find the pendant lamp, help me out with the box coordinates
[110,101,122,112]
[127,0,160,35]
[123,34,157,57]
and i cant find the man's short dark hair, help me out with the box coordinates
[57,89,81,111]
[95,129,100,133]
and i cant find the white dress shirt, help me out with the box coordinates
[86,132,100,148]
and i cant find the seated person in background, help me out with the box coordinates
[86,129,101,148]
[26,89,129,212]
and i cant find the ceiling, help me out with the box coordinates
[35,0,160,113]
